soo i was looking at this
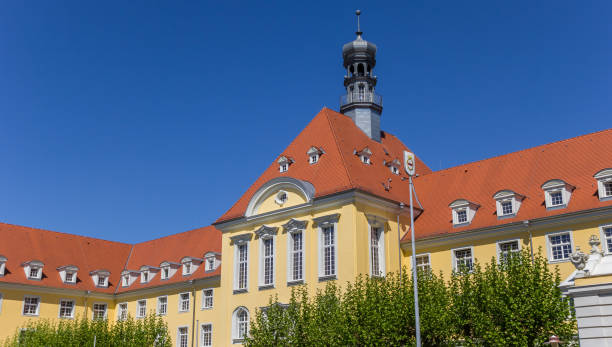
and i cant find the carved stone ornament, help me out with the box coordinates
[570,246,589,271]
[589,234,602,254]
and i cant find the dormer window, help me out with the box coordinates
[0,255,6,276]
[541,179,574,209]
[493,190,525,218]
[89,270,110,288]
[204,252,221,272]
[139,266,158,283]
[120,270,139,287]
[57,265,78,284]
[449,199,480,226]
[355,147,372,165]
[307,146,324,164]
[385,159,401,175]
[594,169,612,201]
[142,271,148,282]
[22,260,44,280]
[122,274,129,287]
[162,267,169,279]
[159,261,180,280]
[456,210,468,223]
[278,156,293,173]
[181,256,202,276]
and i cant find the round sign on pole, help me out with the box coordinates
[404,151,416,176]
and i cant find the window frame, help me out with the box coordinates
[451,246,474,273]
[368,225,386,277]
[22,295,40,316]
[157,296,168,316]
[92,302,107,320]
[233,242,250,292]
[546,230,574,263]
[58,299,75,319]
[201,289,214,310]
[27,266,42,280]
[287,229,305,284]
[318,224,338,280]
[117,302,128,321]
[600,224,612,254]
[177,326,189,347]
[232,306,249,344]
[496,239,521,263]
[259,235,276,288]
[414,253,431,273]
[201,323,213,347]
[178,292,190,313]
[136,299,147,319]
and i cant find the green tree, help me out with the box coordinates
[2,312,171,347]
[246,249,575,346]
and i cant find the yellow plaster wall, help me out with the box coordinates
[404,217,612,282]
[255,188,307,215]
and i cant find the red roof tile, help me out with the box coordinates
[404,128,612,241]
[215,108,431,223]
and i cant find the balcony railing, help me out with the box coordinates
[340,92,383,108]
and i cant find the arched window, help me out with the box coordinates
[358,84,365,100]
[232,307,249,343]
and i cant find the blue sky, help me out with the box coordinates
[0,1,610,243]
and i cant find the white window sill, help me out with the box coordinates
[318,275,337,282]
[258,284,275,291]
[233,338,245,344]
[548,258,570,264]
[287,279,304,286]
[233,289,248,295]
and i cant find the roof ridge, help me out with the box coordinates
[418,128,612,177]
[324,108,355,188]
[134,225,215,245]
[0,221,131,246]
[115,244,135,294]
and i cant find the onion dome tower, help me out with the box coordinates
[340,10,383,141]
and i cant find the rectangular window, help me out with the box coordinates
[59,299,75,318]
[236,244,248,290]
[142,271,149,283]
[501,201,513,215]
[178,327,189,347]
[549,232,572,261]
[97,276,107,287]
[23,296,39,316]
[550,191,564,206]
[137,300,147,318]
[183,262,191,275]
[157,296,168,315]
[415,254,431,272]
[605,182,612,197]
[498,240,520,263]
[289,231,304,282]
[262,238,274,286]
[162,267,169,279]
[322,226,336,278]
[370,227,384,276]
[179,293,190,312]
[201,324,212,347]
[65,272,75,283]
[456,210,467,223]
[29,268,40,279]
[206,257,215,271]
[93,303,107,320]
[603,226,612,253]
[202,289,213,309]
[453,248,473,272]
[118,303,128,321]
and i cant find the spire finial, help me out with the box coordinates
[355,10,362,36]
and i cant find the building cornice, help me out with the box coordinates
[403,205,612,251]
[215,189,418,232]
[0,282,115,299]
[114,275,220,299]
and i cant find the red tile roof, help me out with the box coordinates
[0,222,221,293]
[0,222,132,293]
[116,225,220,293]
[404,128,612,242]
[215,108,432,223]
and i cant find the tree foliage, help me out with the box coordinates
[245,250,576,346]
[2,313,171,347]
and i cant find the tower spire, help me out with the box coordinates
[356,10,362,36]
[340,10,383,141]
